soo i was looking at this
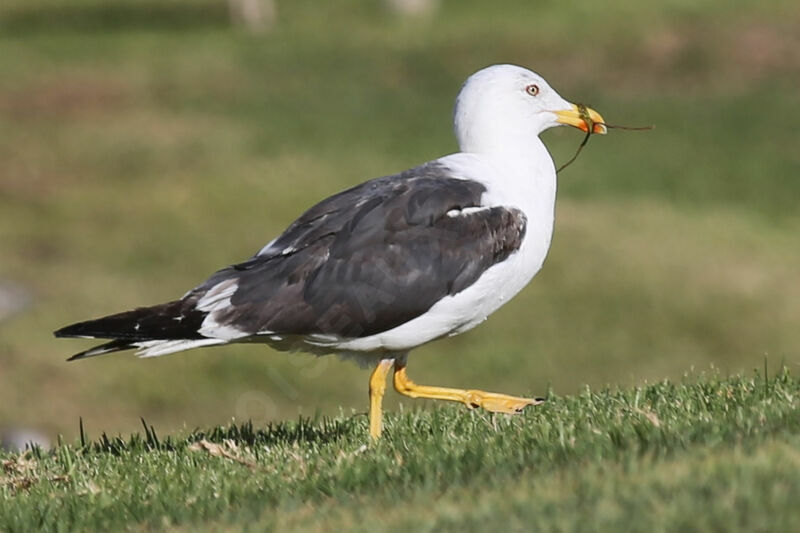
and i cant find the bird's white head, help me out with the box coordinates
[454,64,606,156]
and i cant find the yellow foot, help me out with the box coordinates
[393,361,543,415]
[461,390,543,414]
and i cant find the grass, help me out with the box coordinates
[2,371,799,531]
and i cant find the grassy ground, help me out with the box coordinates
[1,6,800,528]
[2,371,799,531]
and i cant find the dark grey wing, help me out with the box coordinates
[195,162,527,338]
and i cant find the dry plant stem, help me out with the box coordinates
[557,103,595,174]
[557,106,654,174]
[557,129,593,174]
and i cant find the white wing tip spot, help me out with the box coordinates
[446,206,489,217]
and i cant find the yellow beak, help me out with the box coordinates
[554,103,607,134]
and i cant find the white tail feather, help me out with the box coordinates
[134,338,228,358]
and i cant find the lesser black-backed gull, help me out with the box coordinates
[55,64,606,440]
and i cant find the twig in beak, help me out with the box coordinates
[556,104,654,174]
[556,128,592,174]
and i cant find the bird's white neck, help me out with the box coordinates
[460,134,557,206]
[456,106,556,187]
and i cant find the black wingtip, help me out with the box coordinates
[65,339,136,362]
[54,320,96,339]
[54,327,72,339]
[66,351,97,362]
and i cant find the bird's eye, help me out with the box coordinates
[525,84,540,96]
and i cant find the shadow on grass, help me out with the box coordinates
[0,2,230,35]
[59,416,363,457]
[192,416,362,447]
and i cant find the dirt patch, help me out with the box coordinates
[0,75,134,120]
[730,20,800,78]
[636,16,800,91]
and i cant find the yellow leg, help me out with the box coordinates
[393,360,542,414]
[369,358,394,441]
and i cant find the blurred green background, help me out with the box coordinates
[1,0,798,440]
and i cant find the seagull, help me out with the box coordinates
[55,64,606,440]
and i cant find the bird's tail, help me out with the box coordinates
[54,300,217,361]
